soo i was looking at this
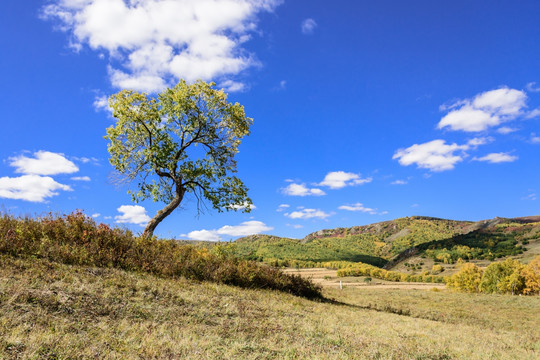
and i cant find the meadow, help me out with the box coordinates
[0,212,539,359]
[1,255,539,359]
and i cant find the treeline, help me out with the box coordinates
[262,258,363,269]
[447,257,540,295]
[0,211,322,299]
[337,262,446,283]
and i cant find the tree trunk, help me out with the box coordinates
[143,187,184,238]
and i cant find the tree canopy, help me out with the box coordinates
[105,80,253,238]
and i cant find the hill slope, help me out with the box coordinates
[1,254,539,359]
[233,216,540,270]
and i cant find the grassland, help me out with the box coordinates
[1,255,539,359]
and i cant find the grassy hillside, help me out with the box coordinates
[1,255,539,359]
[388,217,540,275]
[232,216,540,272]
[0,212,321,299]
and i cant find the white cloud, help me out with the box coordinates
[217,221,272,236]
[522,192,537,201]
[115,205,151,225]
[276,204,290,212]
[0,175,72,202]
[531,133,540,144]
[473,153,518,163]
[43,0,282,92]
[391,180,407,185]
[318,171,372,189]
[186,229,222,242]
[301,18,317,34]
[284,208,331,220]
[438,88,527,132]
[282,183,326,196]
[393,139,469,172]
[73,156,100,165]
[526,82,540,92]
[71,176,91,181]
[228,201,255,210]
[220,79,246,93]
[287,224,303,229]
[92,213,100,218]
[186,220,273,241]
[526,108,540,119]
[9,151,79,175]
[93,94,111,113]
[497,126,518,134]
[338,203,377,214]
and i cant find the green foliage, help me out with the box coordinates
[0,212,321,299]
[420,221,538,264]
[231,235,387,267]
[231,217,469,266]
[105,80,253,236]
[480,258,525,295]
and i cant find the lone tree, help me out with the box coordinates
[105,80,253,238]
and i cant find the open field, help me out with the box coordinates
[1,255,539,359]
[283,268,446,290]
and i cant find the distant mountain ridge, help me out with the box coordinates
[233,216,540,269]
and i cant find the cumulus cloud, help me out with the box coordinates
[186,220,273,241]
[301,18,317,34]
[92,213,100,218]
[115,205,151,225]
[473,153,518,163]
[0,175,72,202]
[318,171,372,189]
[186,229,222,242]
[393,139,469,172]
[393,137,490,172]
[284,208,331,220]
[438,88,527,132]
[42,0,283,92]
[338,203,377,214]
[9,151,78,175]
[282,183,325,196]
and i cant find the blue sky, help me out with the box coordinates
[1,0,539,241]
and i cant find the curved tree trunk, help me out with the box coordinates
[143,186,184,238]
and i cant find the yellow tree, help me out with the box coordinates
[446,263,483,293]
[522,255,540,295]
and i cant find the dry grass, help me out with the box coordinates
[1,255,539,359]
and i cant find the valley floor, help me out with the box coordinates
[1,255,538,359]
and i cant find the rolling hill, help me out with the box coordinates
[232,216,540,273]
